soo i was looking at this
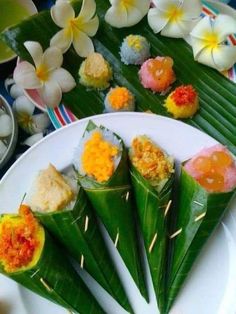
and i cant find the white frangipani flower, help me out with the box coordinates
[50,0,99,57]
[105,0,150,28]
[13,95,50,135]
[148,0,202,38]
[13,41,76,108]
[190,15,236,71]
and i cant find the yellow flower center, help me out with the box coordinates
[203,32,219,49]
[17,112,33,128]
[166,5,183,22]
[121,0,135,7]
[82,131,119,183]
[36,64,49,82]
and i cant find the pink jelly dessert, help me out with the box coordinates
[184,144,236,193]
[139,56,176,93]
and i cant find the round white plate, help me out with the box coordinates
[0,112,236,314]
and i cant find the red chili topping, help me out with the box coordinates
[0,205,39,272]
[171,85,197,106]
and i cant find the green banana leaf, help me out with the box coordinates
[77,121,148,301]
[130,165,174,313]
[2,0,236,155]
[35,187,132,313]
[0,214,104,314]
[165,167,236,314]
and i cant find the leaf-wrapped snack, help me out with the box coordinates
[74,121,148,300]
[129,136,174,312]
[27,164,131,312]
[0,205,104,314]
[166,144,236,313]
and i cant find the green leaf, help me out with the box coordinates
[0,220,105,314]
[36,187,132,313]
[130,165,174,313]
[77,122,148,301]
[165,168,236,313]
[1,0,236,154]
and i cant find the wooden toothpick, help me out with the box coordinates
[40,278,53,292]
[170,228,182,239]
[114,232,119,248]
[194,200,204,207]
[164,200,172,217]
[84,216,89,232]
[149,233,158,253]
[80,255,84,269]
[195,212,206,222]
[30,268,40,278]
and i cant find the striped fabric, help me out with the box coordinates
[48,1,236,129]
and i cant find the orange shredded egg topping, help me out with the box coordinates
[131,137,173,181]
[147,57,175,92]
[82,131,119,183]
[0,205,39,272]
[171,85,197,106]
[192,150,233,192]
[108,87,134,110]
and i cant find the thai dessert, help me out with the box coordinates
[139,56,176,93]
[164,85,199,119]
[27,164,132,313]
[165,144,236,313]
[104,86,135,112]
[0,205,104,314]
[129,136,174,312]
[73,121,148,301]
[79,52,113,90]
[120,35,150,65]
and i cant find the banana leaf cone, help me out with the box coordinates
[129,136,175,312]
[165,145,236,313]
[0,205,104,314]
[29,164,132,313]
[74,121,148,301]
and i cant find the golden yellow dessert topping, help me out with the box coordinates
[108,87,134,109]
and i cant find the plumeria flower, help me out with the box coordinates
[14,41,76,108]
[13,95,50,135]
[105,0,150,28]
[190,15,236,71]
[50,0,99,57]
[148,0,202,38]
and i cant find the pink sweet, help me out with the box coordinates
[184,144,236,193]
[139,56,175,93]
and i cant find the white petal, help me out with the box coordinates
[190,16,212,40]
[51,1,75,28]
[105,5,128,28]
[79,0,97,21]
[50,28,73,53]
[4,77,15,93]
[191,37,207,58]
[31,113,50,133]
[161,19,190,38]
[78,15,99,36]
[39,80,62,108]
[23,133,44,147]
[50,68,76,92]
[148,8,170,34]
[0,114,12,137]
[24,41,43,68]
[72,30,94,57]
[10,84,24,99]
[181,0,202,19]
[194,47,217,69]
[13,95,35,116]
[42,47,63,71]
[213,15,236,43]
[13,62,42,89]
[126,5,147,27]
[0,140,8,160]
[132,0,150,15]
[212,45,236,71]
[152,0,180,13]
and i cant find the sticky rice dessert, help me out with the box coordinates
[139,56,176,93]
[164,85,199,119]
[79,52,113,90]
[104,86,135,113]
[120,35,150,65]
[184,144,236,192]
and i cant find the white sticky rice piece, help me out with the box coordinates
[0,114,12,137]
[0,140,7,160]
[73,128,122,178]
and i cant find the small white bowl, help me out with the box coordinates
[0,96,18,169]
[0,0,37,65]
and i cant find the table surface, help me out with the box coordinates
[0,0,236,179]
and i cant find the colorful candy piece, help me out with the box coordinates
[104,86,135,112]
[120,35,150,65]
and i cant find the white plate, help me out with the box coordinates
[0,112,236,314]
